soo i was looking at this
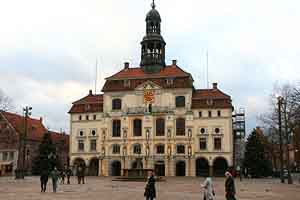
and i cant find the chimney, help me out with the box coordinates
[89,89,93,95]
[124,62,130,69]
[213,83,218,89]
[172,60,177,66]
[39,117,43,123]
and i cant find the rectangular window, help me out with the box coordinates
[112,145,120,154]
[112,120,121,137]
[3,152,8,161]
[156,118,165,136]
[199,111,202,118]
[157,145,165,154]
[175,96,185,107]
[214,138,222,150]
[112,99,122,110]
[217,110,221,117]
[208,111,212,118]
[176,118,185,136]
[177,145,185,154]
[93,115,97,120]
[133,119,142,137]
[199,138,207,150]
[86,115,89,120]
[90,139,97,151]
[9,152,14,160]
[78,140,84,151]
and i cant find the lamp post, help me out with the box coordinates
[15,106,32,179]
[187,129,192,176]
[277,96,285,183]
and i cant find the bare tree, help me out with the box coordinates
[0,89,14,111]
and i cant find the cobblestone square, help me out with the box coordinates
[0,176,300,200]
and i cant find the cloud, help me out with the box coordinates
[1,0,299,133]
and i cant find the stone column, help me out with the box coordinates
[98,159,102,176]
[190,158,196,177]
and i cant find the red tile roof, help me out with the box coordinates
[106,65,191,80]
[191,89,232,109]
[69,93,103,114]
[192,89,230,99]
[1,111,46,141]
[48,131,69,146]
[1,111,69,142]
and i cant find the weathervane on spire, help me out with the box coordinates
[151,0,156,9]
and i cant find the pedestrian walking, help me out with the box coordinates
[77,166,85,184]
[50,167,60,193]
[225,171,236,200]
[40,169,48,192]
[66,167,72,184]
[201,177,215,200]
[60,169,66,184]
[144,171,156,200]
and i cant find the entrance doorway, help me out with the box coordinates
[213,157,228,177]
[176,161,186,176]
[196,158,209,177]
[111,161,121,176]
[154,161,165,176]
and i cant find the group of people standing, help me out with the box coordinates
[40,166,83,193]
[143,170,237,200]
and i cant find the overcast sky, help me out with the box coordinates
[0,0,299,134]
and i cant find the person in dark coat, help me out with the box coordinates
[225,171,236,200]
[77,166,85,184]
[40,169,48,192]
[144,171,156,200]
[66,167,72,184]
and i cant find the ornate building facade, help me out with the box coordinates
[69,3,234,177]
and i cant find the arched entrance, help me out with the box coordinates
[111,161,121,176]
[132,160,143,169]
[88,158,99,176]
[176,161,186,176]
[73,158,86,176]
[213,157,228,177]
[196,157,209,177]
[154,161,165,176]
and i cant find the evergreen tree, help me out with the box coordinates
[243,129,273,177]
[32,132,61,175]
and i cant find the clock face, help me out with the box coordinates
[144,90,154,103]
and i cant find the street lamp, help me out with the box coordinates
[277,96,285,183]
[15,106,32,179]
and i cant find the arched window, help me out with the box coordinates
[176,144,185,154]
[156,144,165,154]
[112,120,121,137]
[176,118,185,136]
[156,118,165,136]
[112,99,122,110]
[133,144,142,154]
[133,119,142,137]
[112,144,120,154]
[176,96,185,107]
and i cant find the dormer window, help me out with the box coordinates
[79,115,82,121]
[124,80,130,87]
[86,115,89,120]
[85,104,91,111]
[165,78,173,86]
[217,110,221,117]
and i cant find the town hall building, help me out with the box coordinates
[69,2,233,177]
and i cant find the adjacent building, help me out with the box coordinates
[0,111,69,176]
[69,3,234,177]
